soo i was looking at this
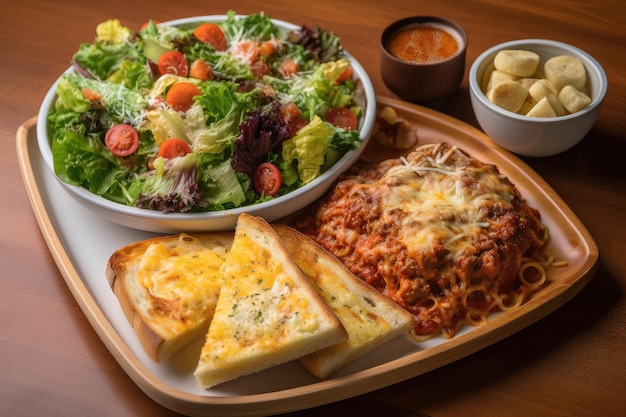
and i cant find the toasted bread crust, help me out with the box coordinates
[194,214,347,389]
[273,224,413,378]
[106,233,233,362]
[241,215,344,331]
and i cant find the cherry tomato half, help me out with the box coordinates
[105,124,139,157]
[325,107,358,130]
[253,162,282,196]
[165,82,202,112]
[334,66,353,84]
[288,116,309,137]
[193,23,227,51]
[157,51,189,76]
[189,59,213,80]
[157,138,192,159]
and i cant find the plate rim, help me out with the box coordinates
[17,95,600,416]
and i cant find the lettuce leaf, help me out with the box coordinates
[95,19,131,45]
[198,157,246,208]
[55,72,148,124]
[108,60,153,90]
[262,58,350,119]
[51,126,139,205]
[73,40,143,81]
[220,10,281,43]
[281,115,331,184]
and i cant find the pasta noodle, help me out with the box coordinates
[297,143,563,340]
[518,261,547,288]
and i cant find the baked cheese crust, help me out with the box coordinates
[106,233,233,362]
[297,143,550,340]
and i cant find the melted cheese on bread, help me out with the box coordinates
[309,268,391,343]
[194,214,346,389]
[274,224,413,379]
[205,233,320,356]
[107,233,233,362]
[136,234,229,337]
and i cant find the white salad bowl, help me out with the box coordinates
[37,15,376,233]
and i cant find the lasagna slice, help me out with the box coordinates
[297,143,550,340]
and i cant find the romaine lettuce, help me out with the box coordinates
[281,115,331,184]
[47,12,365,213]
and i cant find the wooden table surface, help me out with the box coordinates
[2,1,625,416]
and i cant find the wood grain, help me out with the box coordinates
[1,1,625,416]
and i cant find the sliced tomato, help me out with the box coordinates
[250,60,271,78]
[157,51,189,76]
[325,107,358,130]
[81,87,103,103]
[259,40,277,57]
[189,59,213,80]
[253,162,282,196]
[335,66,353,84]
[193,23,227,51]
[280,102,302,122]
[231,39,260,62]
[279,58,298,77]
[165,82,202,112]
[105,124,139,156]
[288,117,309,137]
[157,138,192,158]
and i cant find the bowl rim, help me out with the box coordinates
[469,38,608,123]
[36,14,377,225]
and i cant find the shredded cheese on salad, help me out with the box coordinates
[47,10,366,213]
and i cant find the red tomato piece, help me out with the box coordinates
[165,82,202,112]
[288,117,309,137]
[81,87,103,103]
[325,107,358,130]
[259,40,277,57]
[189,59,213,80]
[334,66,353,84]
[157,51,189,76]
[250,60,271,78]
[279,58,298,78]
[157,138,192,159]
[193,23,227,51]
[105,124,139,156]
[253,162,282,196]
[231,39,260,62]
[280,102,302,122]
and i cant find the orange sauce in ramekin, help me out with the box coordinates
[388,24,460,64]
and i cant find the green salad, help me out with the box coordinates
[47,11,366,213]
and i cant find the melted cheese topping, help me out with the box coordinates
[137,234,229,335]
[381,155,515,257]
[302,143,548,339]
[201,232,321,362]
[298,258,390,347]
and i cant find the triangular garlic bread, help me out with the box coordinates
[273,224,414,379]
[106,233,233,362]
[194,214,347,389]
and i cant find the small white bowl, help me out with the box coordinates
[469,39,607,157]
[37,15,376,233]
